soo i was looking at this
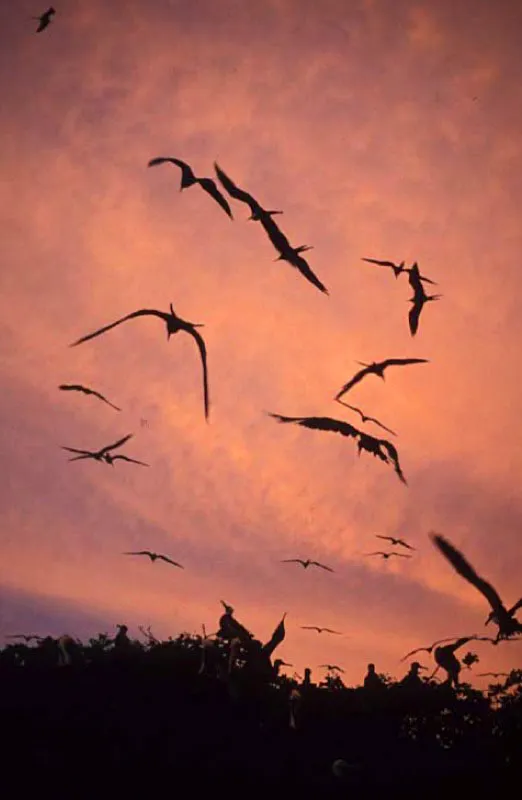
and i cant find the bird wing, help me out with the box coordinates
[269,414,360,439]
[70,309,168,347]
[376,535,393,543]
[391,552,412,558]
[381,358,429,368]
[147,157,195,182]
[185,326,209,420]
[88,389,121,410]
[286,250,328,295]
[324,629,341,634]
[59,384,88,393]
[508,598,522,616]
[197,178,234,218]
[366,415,397,437]
[61,446,93,456]
[334,366,369,399]
[301,626,319,631]
[100,434,133,454]
[111,455,150,466]
[262,612,286,656]
[397,539,415,550]
[281,559,303,564]
[400,646,430,661]
[430,533,506,616]
[258,213,292,252]
[361,258,400,269]
[378,439,407,484]
[310,561,334,572]
[337,401,363,419]
[124,551,152,557]
[408,302,422,336]
[365,552,386,557]
[158,555,184,568]
[213,163,259,211]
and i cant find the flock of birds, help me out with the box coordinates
[24,7,521,679]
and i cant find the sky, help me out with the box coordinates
[1,0,521,687]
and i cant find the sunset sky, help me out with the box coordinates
[1,0,521,686]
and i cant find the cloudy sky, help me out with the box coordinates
[1,0,521,685]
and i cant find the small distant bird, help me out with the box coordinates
[33,7,55,32]
[336,400,397,436]
[400,636,475,662]
[62,434,148,466]
[70,303,209,420]
[123,551,183,568]
[478,672,509,678]
[376,535,415,551]
[320,664,344,672]
[462,651,479,668]
[334,357,429,400]
[430,533,522,640]
[7,634,43,643]
[147,157,233,218]
[59,384,120,411]
[281,558,334,572]
[408,263,442,336]
[214,162,282,221]
[365,551,412,560]
[362,258,436,284]
[301,626,342,635]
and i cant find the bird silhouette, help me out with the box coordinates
[281,558,334,572]
[147,157,233,218]
[319,664,344,672]
[70,303,209,421]
[477,672,509,678]
[62,434,147,466]
[365,551,412,560]
[334,357,429,400]
[123,551,184,568]
[33,7,55,32]
[400,635,475,662]
[301,626,342,635]
[408,263,442,336]
[214,163,282,221]
[362,258,436,284]
[274,243,328,295]
[58,384,121,411]
[375,535,415,551]
[335,399,397,436]
[430,532,522,640]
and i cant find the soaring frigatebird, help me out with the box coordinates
[335,399,397,436]
[214,162,282,221]
[59,384,120,411]
[376,535,415,551]
[319,664,344,672]
[400,635,477,662]
[364,551,412,560]
[62,434,148,466]
[33,7,55,32]
[362,258,436,284]
[430,532,522,640]
[408,263,442,336]
[147,157,233,218]
[301,626,342,635]
[70,304,209,421]
[281,558,334,572]
[334,357,429,400]
[477,672,509,678]
[123,551,184,568]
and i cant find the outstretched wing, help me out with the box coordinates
[70,309,167,347]
[508,598,522,616]
[378,439,407,484]
[100,434,133,454]
[334,366,369,399]
[61,446,92,456]
[111,455,149,466]
[362,258,401,269]
[382,358,429,368]
[158,555,184,568]
[366,415,397,437]
[301,626,319,631]
[268,414,360,439]
[430,533,505,617]
[281,559,303,564]
[124,551,152,557]
[197,178,233,218]
[391,552,411,559]
[397,539,415,551]
[213,163,259,211]
[287,251,328,295]
[323,629,341,635]
[147,156,194,180]
[184,326,209,421]
[310,561,334,572]
[59,384,120,410]
[262,612,286,656]
[376,535,393,543]
[408,302,422,336]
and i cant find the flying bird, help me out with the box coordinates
[70,303,209,420]
[408,263,442,336]
[281,558,334,572]
[430,532,522,640]
[123,551,184,568]
[376,535,415,551]
[58,384,120,411]
[319,664,345,672]
[33,7,55,32]
[364,551,412,560]
[362,258,436,284]
[334,358,429,400]
[147,157,233,218]
[274,242,328,295]
[301,626,342,635]
[335,400,397,436]
[214,162,282,221]
[62,434,147,466]
[400,636,476,662]
[477,672,509,678]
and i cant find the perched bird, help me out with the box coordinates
[70,303,209,421]
[400,636,475,662]
[362,258,436,284]
[123,551,184,568]
[430,532,522,640]
[335,399,397,436]
[334,357,429,400]
[301,626,342,635]
[365,551,412,560]
[214,163,282,221]
[376,535,415,551]
[319,664,344,672]
[408,263,442,336]
[58,383,120,411]
[281,558,334,572]
[61,434,147,466]
[147,157,233,218]
[33,7,55,32]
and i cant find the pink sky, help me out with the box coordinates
[1,0,521,686]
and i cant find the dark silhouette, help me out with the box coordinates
[33,7,55,32]
[364,663,385,690]
[335,399,397,436]
[70,303,209,421]
[334,357,429,400]
[123,551,184,568]
[364,551,412,560]
[408,263,442,336]
[213,162,282,221]
[434,637,476,688]
[280,558,334,572]
[400,661,427,688]
[274,242,329,295]
[478,672,509,678]
[431,532,522,640]
[62,434,148,467]
[400,636,472,662]
[6,634,43,643]
[375,535,415,551]
[147,157,233,218]
[58,383,121,411]
[320,664,344,672]
[300,626,342,635]
[462,651,479,669]
[362,257,436,284]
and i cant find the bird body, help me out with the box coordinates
[376,535,415,550]
[408,263,442,336]
[33,7,55,32]
[124,551,184,568]
[365,551,412,560]
[148,157,233,218]
[281,558,334,572]
[59,383,120,411]
[70,304,209,420]
[335,357,429,400]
